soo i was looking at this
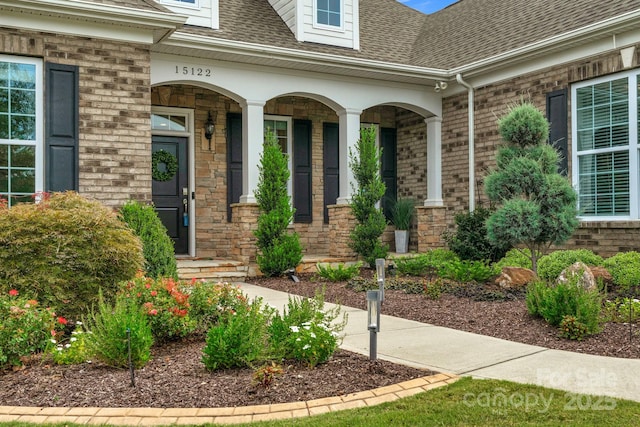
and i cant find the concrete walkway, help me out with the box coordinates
[240,283,640,403]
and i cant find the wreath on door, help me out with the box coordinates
[152,150,178,182]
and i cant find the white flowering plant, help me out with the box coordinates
[269,290,347,367]
[50,321,92,365]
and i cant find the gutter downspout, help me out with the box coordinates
[456,73,475,212]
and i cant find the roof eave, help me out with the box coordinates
[159,31,449,83]
[0,0,187,43]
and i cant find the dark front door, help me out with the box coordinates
[152,135,189,254]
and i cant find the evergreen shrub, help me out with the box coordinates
[119,200,177,279]
[349,126,388,266]
[603,251,640,288]
[254,131,302,276]
[443,206,510,262]
[537,249,604,282]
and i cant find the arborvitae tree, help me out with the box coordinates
[485,101,579,273]
[254,130,302,277]
[349,126,388,266]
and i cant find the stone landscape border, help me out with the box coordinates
[0,373,458,425]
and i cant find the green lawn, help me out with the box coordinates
[3,377,640,427]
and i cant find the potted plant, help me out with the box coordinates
[391,198,415,254]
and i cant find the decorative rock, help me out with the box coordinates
[589,266,613,285]
[496,267,537,289]
[556,261,597,292]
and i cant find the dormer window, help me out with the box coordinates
[315,0,342,29]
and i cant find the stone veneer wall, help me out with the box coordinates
[441,43,640,257]
[395,109,428,252]
[0,29,152,207]
[152,85,424,259]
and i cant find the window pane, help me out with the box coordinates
[0,62,7,88]
[0,88,7,113]
[11,145,35,167]
[576,87,593,108]
[0,170,6,192]
[10,169,35,193]
[151,114,186,132]
[0,145,6,166]
[329,13,341,26]
[0,114,7,139]
[9,63,35,89]
[318,0,328,9]
[317,11,329,25]
[10,115,35,140]
[10,89,35,115]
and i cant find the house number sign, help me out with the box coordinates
[174,65,212,77]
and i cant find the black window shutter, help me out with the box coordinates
[226,113,243,221]
[293,119,312,223]
[323,123,339,224]
[380,127,397,220]
[45,63,79,192]
[546,89,568,175]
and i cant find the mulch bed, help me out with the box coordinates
[0,337,431,408]
[247,272,640,360]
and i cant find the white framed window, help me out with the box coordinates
[314,0,343,29]
[572,70,639,220]
[264,115,293,197]
[0,55,43,206]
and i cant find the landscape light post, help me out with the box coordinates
[367,289,381,361]
[376,258,385,303]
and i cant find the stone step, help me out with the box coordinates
[177,259,248,282]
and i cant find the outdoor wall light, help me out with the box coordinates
[204,111,215,150]
[434,81,448,92]
[367,289,381,360]
[376,258,385,303]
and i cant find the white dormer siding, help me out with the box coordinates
[159,0,219,29]
[269,0,359,49]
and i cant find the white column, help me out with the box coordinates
[239,100,265,203]
[336,108,362,204]
[424,116,444,207]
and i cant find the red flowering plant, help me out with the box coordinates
[120,274,196,343]
[186,279,250,333]
[0,289,61,369]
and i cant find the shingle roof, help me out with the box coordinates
[183,0,428,65]
[78,0,640,70]
[415,0,640,69]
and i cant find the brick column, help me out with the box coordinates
[230,203,260,266]
[416,206,447,252]
[327,204,357,258]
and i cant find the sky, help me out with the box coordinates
[397,0,458,14]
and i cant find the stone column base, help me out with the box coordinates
[327,204,357,258]
[230,203,260,266]
[416,206,447,253]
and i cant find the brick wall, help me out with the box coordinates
[0,29,152,207]
[441,44,640,257]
